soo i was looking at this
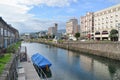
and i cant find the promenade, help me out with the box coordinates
[18,61,40,80]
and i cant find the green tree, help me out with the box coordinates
[75,32,80,40]
[109,29,118,41]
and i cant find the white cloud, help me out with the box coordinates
[0,0,77,33]
[13,18,65,33]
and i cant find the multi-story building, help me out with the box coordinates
[94,4,120,40]
[80,4,120,40]
[48,23,58,35]
[0,17,19,49]
[80,12,94,39]
[66,18,79,36]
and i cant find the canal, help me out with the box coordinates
[22,42,120,80]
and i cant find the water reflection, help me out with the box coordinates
[22,42,120,80]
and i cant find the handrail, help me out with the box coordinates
[35,65,48,80]
[39,67,48,80]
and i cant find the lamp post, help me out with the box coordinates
[116,23,120,41]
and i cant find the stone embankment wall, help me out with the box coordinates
[38,40,120,61]
[0,54,18,80]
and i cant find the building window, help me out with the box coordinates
[113,8,116,12]
[118,7,120,10]
[95,31,100,35]
[116,14,118,17]
[0,28,1,35]
[116,20,118,22]
[108,10,111,13]
[104,11,106,14]
[4,30,7,36]
[1,28,3,36]
[106,17,108,19]
[102,31,108,35]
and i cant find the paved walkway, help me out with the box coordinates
[18,46,41,80]
[18,61,40,80]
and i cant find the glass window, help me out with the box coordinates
[116,14,118,17]
[106,17,108,19]
[1,28,3,36]
[116,20,118,22]
[108,10,111,13]
[4,30,8,36]
[0,28,1,35]
[113,8,116,12]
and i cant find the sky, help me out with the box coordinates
[0,0,120,33]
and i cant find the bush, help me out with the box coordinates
[6,42,21,53]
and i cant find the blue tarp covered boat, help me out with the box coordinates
[31,53,52,68]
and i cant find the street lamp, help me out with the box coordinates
[116,23,120,41]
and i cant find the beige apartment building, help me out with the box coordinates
[80,12,94,39]
[66,18,79,36]
[48,23,58,35]
[94,4,120,40]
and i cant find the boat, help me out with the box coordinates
[31,53,52,68]
[31,53,52,78]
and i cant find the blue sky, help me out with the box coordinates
[0,0,120,33]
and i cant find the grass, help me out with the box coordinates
[0,41,21,75]
[0,53,11,75]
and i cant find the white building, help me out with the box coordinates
[94,4,120,40]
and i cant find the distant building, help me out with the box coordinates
[66,18,79,36]
[0,17,19,49]
[20,33,30,41]
[48,23,58,36]
[80,12,94,39]
[30,33,38,39]
[38,31,47,37]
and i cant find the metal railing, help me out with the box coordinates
[34,64,48,80]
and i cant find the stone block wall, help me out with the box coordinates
[62,42,120,60]
[0,54,18,80]
[39,40,120,61]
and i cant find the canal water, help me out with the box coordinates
[22,42,120,80]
